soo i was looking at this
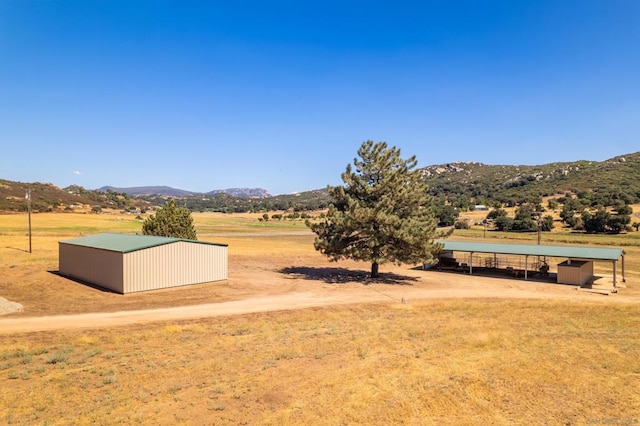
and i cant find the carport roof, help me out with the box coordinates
[60,233,227,253]
[437,241,623,261]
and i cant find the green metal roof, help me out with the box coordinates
[60,233,227,253]
[437,240,623,261]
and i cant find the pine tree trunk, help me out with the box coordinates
[371,262,379,278]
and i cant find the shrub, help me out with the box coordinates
[454,219,470,229]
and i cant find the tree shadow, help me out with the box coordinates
[279,266,418,285]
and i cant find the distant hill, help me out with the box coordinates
[0,181,149,212]
[207,188,271,198]
[98,186,271,198]
[420,152,640,207]
[97,186,195,197]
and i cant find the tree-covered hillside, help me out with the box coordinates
[422,152,640,209]
[0,180,146,212]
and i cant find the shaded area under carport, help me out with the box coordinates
[431,241,625,292]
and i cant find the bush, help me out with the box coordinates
[486,208,508,220]
[541,215,554,231]
[454,219,470,229]
[494,216,514,231]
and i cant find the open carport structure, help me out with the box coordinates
[435,241,625,291]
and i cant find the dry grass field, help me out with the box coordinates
[1,211,640,425]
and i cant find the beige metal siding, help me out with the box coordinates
[557,260,593,286]
[584,261,594,281]
[59,243,124,293]
[122,242,227,293]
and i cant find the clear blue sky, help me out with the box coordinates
[1,1,639,195]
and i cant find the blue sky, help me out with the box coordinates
[1,1,639,195]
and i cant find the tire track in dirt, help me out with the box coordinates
[2,280,634,335]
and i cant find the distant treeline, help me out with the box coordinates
[137,190,332,214]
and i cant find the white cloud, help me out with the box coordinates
[73,170,82,175]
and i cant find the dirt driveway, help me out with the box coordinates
[2,253,636,335]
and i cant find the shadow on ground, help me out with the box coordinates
[5,246,30,253]
[279,266,418,285]
[48,270,119,294]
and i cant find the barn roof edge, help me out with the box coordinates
[59,233,228,253]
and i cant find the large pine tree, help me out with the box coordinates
[308,140,450,278]
[142,199,197,240]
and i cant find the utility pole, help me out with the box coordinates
[484,219,493,239]
[26,188,32,253]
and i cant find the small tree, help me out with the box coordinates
[494,215,514,231]
[433,202,458,227]
[541,215,555,232]
[486,208,508,221]
[454,219,470,229]
[613,202,633,216]
[582,208,609,234]
[607,214,630,234]
[142,199,197,239]
[307,140,451,278]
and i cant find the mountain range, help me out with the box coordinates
[97,186,271,198]
[1,151,639,212]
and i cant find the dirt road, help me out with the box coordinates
[2,268,634,334]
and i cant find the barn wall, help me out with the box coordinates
[122,242,228,293]
[59,243,124,293]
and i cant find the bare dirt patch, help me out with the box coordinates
[0,297,22,315]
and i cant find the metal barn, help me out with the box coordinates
[59,233,228,294]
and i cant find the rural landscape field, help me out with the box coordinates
[4,1,640,424]
[1,210,639,425]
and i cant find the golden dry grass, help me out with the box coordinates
[1,301,639,425]
[195,211,313,235]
